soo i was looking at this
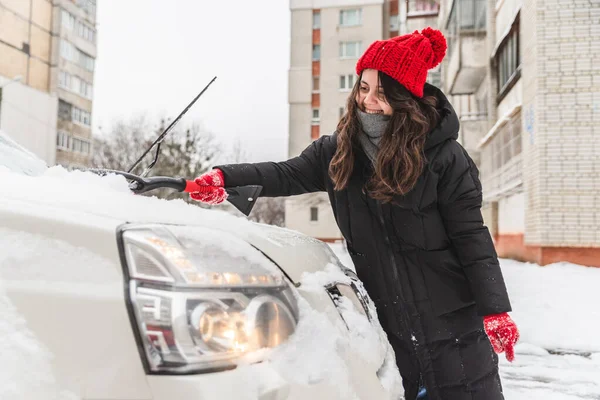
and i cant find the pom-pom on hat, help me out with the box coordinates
[356,27,448,98]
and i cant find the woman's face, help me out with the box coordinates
[355,69,394,116]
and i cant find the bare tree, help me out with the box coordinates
[92,115,220,204]
[247,197,285,226]
[92,115,155,171]
[218,138,286,227]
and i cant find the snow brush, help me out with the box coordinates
[89,76,262,216]
[90,169,262,216]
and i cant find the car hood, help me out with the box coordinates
[0,166,342,283]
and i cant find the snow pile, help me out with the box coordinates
[265,263,403,399]
[500,259,600,353]
[330,243,600,399]
[0,131,47,177]
[1,163,257,229]
[0,283,79,400]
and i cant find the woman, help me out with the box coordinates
[190,28,519,400]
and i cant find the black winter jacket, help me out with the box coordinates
[216,84,511,400]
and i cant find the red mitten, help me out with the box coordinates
[195,169,225,187]
[189,186,228,205]
[484,312,520,362]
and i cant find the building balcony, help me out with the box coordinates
[444,0,487,95]
[481,154,523,201]
[458,111,488,152]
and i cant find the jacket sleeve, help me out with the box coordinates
[213,135,331,197]
[437,140,512,316]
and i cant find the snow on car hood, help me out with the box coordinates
[0,165,341,283]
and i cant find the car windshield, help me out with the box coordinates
[0,130,47,176]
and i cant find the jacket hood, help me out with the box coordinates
[423,84,460,150]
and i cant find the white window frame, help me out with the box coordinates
[71,136,92,154]
[77,21,95,43]
[312,44,321,61]
[58,71,70,89]
[62,10,75,30]
[407,0,440,17]
[72,106,91,127]
[79,51,95,72]
[339,9,362,27]
[60,40,76,62]
[339,74,355,91]
[57,131,70,150]
[390,14,399,31]
[81,80,93,99]
[339,41,361,59]
[312,109,320,124]
[313,11,321,29]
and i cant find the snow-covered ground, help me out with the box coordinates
[329,243,600,400]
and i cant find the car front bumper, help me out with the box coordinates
[146,358,391,400]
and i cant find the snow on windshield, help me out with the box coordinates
[0,130,47,176]
[0,162,263,236]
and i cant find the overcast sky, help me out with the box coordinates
[92,0,291,163]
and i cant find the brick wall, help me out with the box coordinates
[522,0,600,247]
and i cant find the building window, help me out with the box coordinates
[77,0,96,16]
[58,71,70,89]
[312,76,320,92]
[390,15,399,31]
[73,76,93,99]
[313,11,321,29]
[58,100,72,121]
[496,15,520,97]
[71,137,91,154]
[487,112,522,171]
[62,10,75,30]
[312,44,321,61]
[57,131,70,150]
[76,21,95,43]
[60,40,76,62]
[339,9,362,26]
[310,207,319,222]
[79,50,95,72]
[61,40,95,71]
[427,68,441,87]
[72,106,91,126]
[339,74,356,90]
[59,71,93,99]
[407,0,439,16]
[312,109,320,124]
[339,41,361,58]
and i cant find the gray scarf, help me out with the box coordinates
[357,109,391,164]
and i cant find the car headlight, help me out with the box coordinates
[117,224,299,374]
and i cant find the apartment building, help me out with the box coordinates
[287,0,441,241]
[0,0,57,164]
[439,0,600,266]
[53,0,96,167]
[0,0,97,168]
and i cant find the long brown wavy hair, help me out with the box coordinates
[329,71,441,202]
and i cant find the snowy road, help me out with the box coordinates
[329,243,600,400]
[501,345,600,399]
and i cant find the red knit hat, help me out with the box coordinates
[356,27,447,98]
